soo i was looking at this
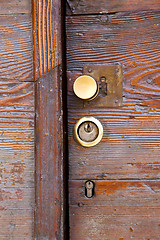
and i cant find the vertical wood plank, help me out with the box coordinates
[35,67,65,239]
[34,0,66,238]
[33,0,66,237]
[32,0,62,80]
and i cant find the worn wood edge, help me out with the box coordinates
[34,65,66,239]
[66,0,160,15]
[33,0,68,238]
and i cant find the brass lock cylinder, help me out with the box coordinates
[73,75,99,100]
[74,117,103,147]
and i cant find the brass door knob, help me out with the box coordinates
[73,75,99,100]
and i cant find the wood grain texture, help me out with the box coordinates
[0,0,31,14]
[67,9,160,239]
[68,107,160,179]
[33,0,62,80]
[67,11,160,179]
[0,15,33,81]
[33,0,66,239]
[35,67,65,239]
[0,81,34,239]
[70,180,160,240]
[66,11,160,76]
[67,0,160,15]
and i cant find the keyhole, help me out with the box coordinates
[85,180,94,198]
[99,76,107,97]
[84,123,93,133]
[88,181,92,187]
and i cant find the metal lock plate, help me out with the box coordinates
[78,121,99,142]
[74,117,103,147]
[83,64,123,108]
[85,181,94,198]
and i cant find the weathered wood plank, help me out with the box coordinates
[68,107,160,179]
[66,11,160,75]
[0,81,34,239]
[33,0,62,79]
[33,0,66,239]
[67,0,160,15]
[0,209,34,239]
[0,0,31,14]
[0,15,33,81]
[66,11,160,179]
[35,67,65,239]
[67,4,160,240]
[70,180,160,239]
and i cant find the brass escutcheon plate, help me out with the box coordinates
[83,64,123,108]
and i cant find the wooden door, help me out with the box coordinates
[0,2,35,239]
[0,0,65,239]
[66,1,160,239]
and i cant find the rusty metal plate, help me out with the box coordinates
[83,64,123,108]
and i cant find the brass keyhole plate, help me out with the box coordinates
[74,117,103,147]
[83,64,123,108]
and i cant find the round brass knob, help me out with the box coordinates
[73,75,98,100]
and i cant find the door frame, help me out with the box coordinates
[33,0,67,239]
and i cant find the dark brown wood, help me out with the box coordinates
[33,0,66,239]
[35,67,64,239]
[66,8,160,240]
[67,0,160,15]
[0,81,34,239]
[70,180,160,239]
[0,14,33,81]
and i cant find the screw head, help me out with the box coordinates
[88,68,92,73]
